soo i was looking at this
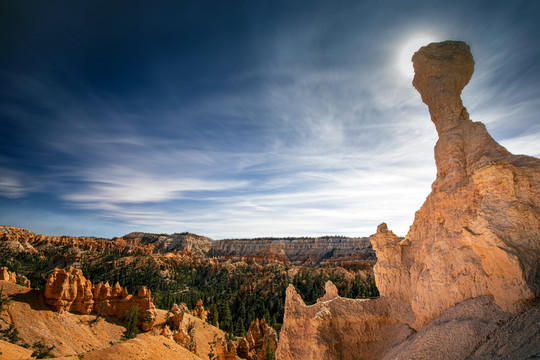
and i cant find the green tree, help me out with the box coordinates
[220,301,232,333]
[263,342,276,360]
[235,317,245,337]
[208,303,219,327]
[0,285,11,312]
[121,306,139,340]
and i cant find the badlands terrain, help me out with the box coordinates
[1,41,539,359]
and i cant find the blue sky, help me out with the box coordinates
[1,0,539,239]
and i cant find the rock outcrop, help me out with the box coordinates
[191,299,207,321]
[277,282,412,360]
[0,267,30,287]
[169,303,189,330]
[215,337,237,360]
[242,318,279,360]
[44,267,157,331]
[277,40,540,359]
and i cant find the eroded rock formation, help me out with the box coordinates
[277,282,412,360]
[191,299,208,321]
[169,303,189,330]
[242,318,278,360]
[0,267,30,287]
[277,40,540,359]
[215,337,237,360]
[44,267,157,331]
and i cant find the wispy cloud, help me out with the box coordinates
[1,1,539,239]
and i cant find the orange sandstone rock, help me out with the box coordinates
[170,303,189,330]
[215,337,237,360]
[191,299,207,321]
[44,267,157,331]
[244,318,278,360]
[277,40,540,359]
[0,267,30,287]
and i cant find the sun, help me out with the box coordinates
[397,34,441,78]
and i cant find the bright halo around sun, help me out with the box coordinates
[397,34,441,78]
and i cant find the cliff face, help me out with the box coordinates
[122,232,213,256]
[209,236,374,265]
[276,41,540,359]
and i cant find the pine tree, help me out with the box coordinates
[263,342,276,360]
[208,303,219,327]
[122,306,139,340]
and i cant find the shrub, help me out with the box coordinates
[31,341,55,359]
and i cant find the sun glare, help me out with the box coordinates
[397,34,441,78]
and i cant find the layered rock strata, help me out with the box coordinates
[209,236,374,265]
[44,267,157,331]
[1,226,374,266]
[277,40,540,359]
[122,232,213,255]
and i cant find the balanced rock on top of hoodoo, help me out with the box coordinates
[276,40,540,360]
[393,40,540,328]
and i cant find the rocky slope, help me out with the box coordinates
[276,40,540,359]
[0,276,232,359]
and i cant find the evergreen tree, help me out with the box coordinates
[235,317,245,337]
[220,301,232,333]
[122,306,139,340]
[263,342,276,360]
[208,303,219,327]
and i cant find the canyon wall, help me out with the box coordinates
[1,226,373,265]
[209,236,375,265]
[0,226,154,255]
[277,41,540,359]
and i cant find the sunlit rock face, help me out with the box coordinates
[399,40,540,328]
[276,40,540,359]
[276,281,413,360]
[44,267,157,331]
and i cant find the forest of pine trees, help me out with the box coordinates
[0,246,378,337]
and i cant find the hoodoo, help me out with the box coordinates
[276,41,540,359]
